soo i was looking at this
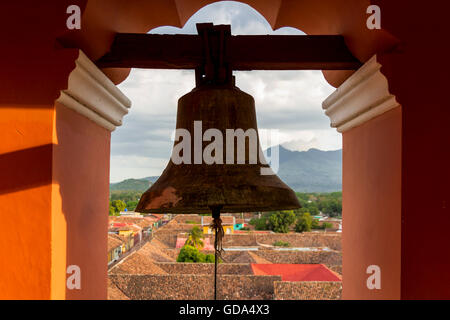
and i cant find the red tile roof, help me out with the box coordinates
[234,230,272,234]
[109,242,168,275]
[251,264,341,282]
[108,234,124,251]
[110,216,154,228]
[111,222,129,228]
[149,214,163,220]
[108,278,130,300]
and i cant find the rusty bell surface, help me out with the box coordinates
[135,84,300,213]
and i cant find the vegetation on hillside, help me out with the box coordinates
[110,178,150,192]
[295,192,342,218]
[109,179,151,211]
[109,188,342,231]
[111,147,342,194]
[110,191,142,211]
[276,147,342,192]
[248,192,341,233]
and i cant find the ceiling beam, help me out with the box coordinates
[97,33,361,70]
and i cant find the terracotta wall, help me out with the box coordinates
[342,107,402,299]
[52,103,110,299]
[375,0,450,299]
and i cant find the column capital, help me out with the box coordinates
[56,50,131,131]
[322,55,399,133]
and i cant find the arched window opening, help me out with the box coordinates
[108,1,343,301]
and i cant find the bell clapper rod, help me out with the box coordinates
[210,205,223,300]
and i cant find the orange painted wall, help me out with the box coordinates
[0,107,54,299]
[342,107,402,299]
[52,103,110,299]
[0,102,110,299]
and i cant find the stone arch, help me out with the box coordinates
[60,1,401,300]
[60,0,398,87]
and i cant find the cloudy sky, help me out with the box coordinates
[111,1,340,182]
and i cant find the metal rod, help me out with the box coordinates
[211,206,221,300]
[214,223,218,300]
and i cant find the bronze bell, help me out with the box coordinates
[134,23,300,301]
[135,83,300,214]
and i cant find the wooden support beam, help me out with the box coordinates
[230,35,361,70]
[97,33,361,70]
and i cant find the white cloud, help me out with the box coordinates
[110,1,340,182]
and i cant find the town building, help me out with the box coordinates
[201,215,235,234]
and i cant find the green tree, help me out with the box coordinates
[322,222,333,229]
[185,226,204,249]
[109,204,118,216]
[311,217,320,229]
[110,191,141,202]
[126,200,139,211]
[177,245,205,262]
[249,216,269,230]
[176,245,215,263]
[305,204,319,216]
[294,192,342,218]
[295,212,313,233]
[268,211,296,233]
[109,199,126,216]
[204,254,215,263]
[112,199,126,212]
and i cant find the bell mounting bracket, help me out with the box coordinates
[195,23,233,86]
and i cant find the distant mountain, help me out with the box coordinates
[141,176,160,184]
[110,178,151,192]
[110,147,342,193]
[276,146,341,192]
